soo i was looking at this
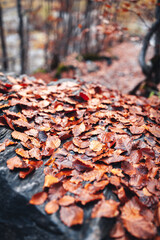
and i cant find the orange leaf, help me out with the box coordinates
[91,199,119,218]
[29,191,48,205]
[72,122,86,137]
[45,200,59,214]
[44,175,59,188]
[89,140,103,152]
[60,205,83,227]
[59,195,75,206]
[12,130,29,142]
[7,156,28,170]
[15,148,30,158]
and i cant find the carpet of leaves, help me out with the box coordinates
[0,73,160,240]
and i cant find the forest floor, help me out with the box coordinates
[32,41,152,94]
[67,41,144,94]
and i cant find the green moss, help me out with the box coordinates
[33,68,47,74]
[55,64,76,78]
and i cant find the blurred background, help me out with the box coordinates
[0,0,156,80]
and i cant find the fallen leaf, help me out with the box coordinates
[7,156,28,170]
[89,140,103,152]
[60,205,83,227]
[91,199,119,218]
[73,137,90,148]
[72,122,86,136]
[59,195,75,206]
[29,191,48,205]
[45,200,59,214]
[12,130,29,142]
[121,197,157,239]
[44,175,59,188]
[147,125,160,138]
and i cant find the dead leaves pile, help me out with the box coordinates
[0,74,160,239]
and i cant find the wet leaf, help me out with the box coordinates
[59,195,75,206]
[15,148,30,158]
[45,200,59,214]
[44,175,59,188]
[7,156,28,170]
[91,199,119,218]
[29,191,48,205]
[60,205,83,227]
[121,198,157,239]
[12,130,29,142]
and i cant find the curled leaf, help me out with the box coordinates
[29,191,48,205]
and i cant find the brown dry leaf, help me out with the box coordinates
[147,125,160,138]
[48,182,67,200]
[73,137,90,149]
[12,130,29,142]
[19,165,35,179]
[44,175,59,188]
[63,180,82,194]
[15,148,30,158]
[76,190,104,205]
[155,203,160,227]
[25,128,38,137]
[121,197,157,239]
[46,135,61,149]
[0,142,5,152]
[127,149,142,164]
[98,131,115,143]
[115,136,132,153]
[91,199,119,218]
[30,137,41,148]
[129,125,145,135]
[45,200,59,214]
[28,160,43,168]
[89,140,103,152]
[110,220,125,239]
[7,156,28,170]
[72,122,86,136]
[29,191,48,205]
[5,139,17,147]
[59,195,75,206]
[12,119,33,129]
[60,205,83,227]
[29,147,41,160]
[73,158,94,172]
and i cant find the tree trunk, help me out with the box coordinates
[17,0,26,74]
[0,3,8,71]
[139,0,160,84]
[154,0,160,84]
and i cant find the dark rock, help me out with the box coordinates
[0,74,114,240]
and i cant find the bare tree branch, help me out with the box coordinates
[139,18,160,77]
